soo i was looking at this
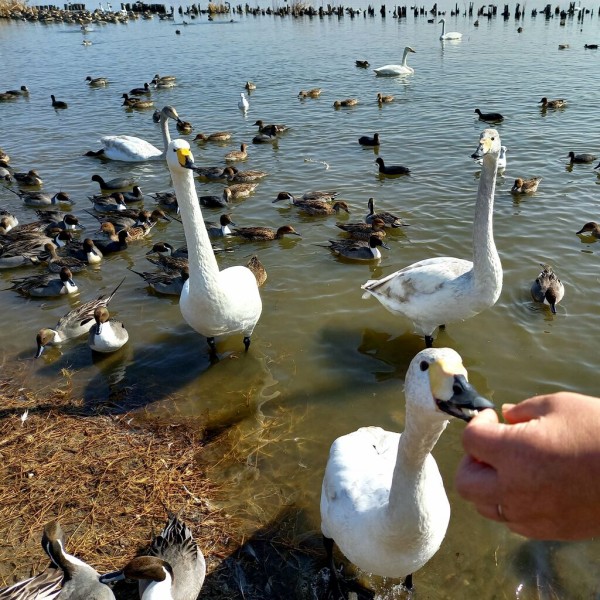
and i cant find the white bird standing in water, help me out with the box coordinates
[320,347,494,593]
[165,139,262,353]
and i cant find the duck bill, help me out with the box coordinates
[436,374,494,422]
[35,344,45,359]
[471,144,485,160]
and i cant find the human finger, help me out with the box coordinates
[502,395,550,424]
[454,454,501,505]
[461,409,511,466]
[475,503,511,523]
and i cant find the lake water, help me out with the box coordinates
[2,3,600,597]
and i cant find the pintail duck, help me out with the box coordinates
[375,157,410,176]
[146,242,189,273]
[377,92,394,104]
[323,235,389,261]
[193,131,232,142]
[254,120,288,134]
[225,183,258,199]
[539,97,566,109]
[567,151,597,164]
[50,94,68,109]
[474,108,504,123]
[65,238,103,264]
[337,217,387,240]
[90,192,128,212]
[297,200,350,216]
[153,79,177,89]
[226,169,268,183]
[272,190,338,207]
[576,221,600,238]
[511,176,542,194]
[91,173,137,191]
[150,190,178,211]
[298,88,322,98]
[8,266,78,297]
[0,566,61,599]
[153,73,177,83]
[93,229,130,254]
[246,255,267,286]
[38,212,83,232]
[0,92,18,102]
[88,306,129,352]
[365,197,407,228]
[129,265,189,295]
[321,348,493,595]
[358,133,380,146]
[19,191,71,207]
[245,81,257,91]
[116,186,144,203]
[333,98,358,108]
[252,131,278,144]
[14,170,44,187]
[0,238,46,269]
[35,278,124,357]
[176,120,193,135]
[129,82,151,95]
[122,93,154,109]
[225,143,248,162]
[0,167,13,182]
[531,264,564,314]
[86,75,108,86]
[234,224,301,241]
[205,214,235,237]
[101,516,205,600]
[199,188,232,209]
[193,165,235,181]
[123,210,166,241]
[41,521,115,599]
[0,210,18,230]
[43,242,87,273]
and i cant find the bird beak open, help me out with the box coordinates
[436,374,494,422]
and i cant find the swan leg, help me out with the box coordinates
[323,535,345,600]
[207,337,217,352]
[243,336,251,352]
[403,573,413,591]
[425,335,434,348]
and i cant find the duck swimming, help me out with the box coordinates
[362,129,503,347]
[8,266,78,297]
[474,108,504,123]
[88,306,129,353]
[91,173,136,191]
[576,221,600,238]
[358,132,380,146]
[225,143,248,162]
[567,151,597,164]
[129,265,190,295]
[511,176,541,194]
[323,234,389,261]
[86,75,108,86]
[321,348,493,593]
[539,97,567,109]
[50,94,68,109]
[233,224,301,241]
[165,138,262,352]
[14,169,44,187]
[193,131,232,142]
[365,197,407,228]
[531,264,564,314]
[337,217,387,240]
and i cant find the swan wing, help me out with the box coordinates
[100,135,162,161]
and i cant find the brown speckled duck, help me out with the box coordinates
[511,176,542,194]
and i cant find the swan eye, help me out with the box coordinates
[420,360,429,371]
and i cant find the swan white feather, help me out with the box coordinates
[320,347,494,583]
[439,18,462,40]
[96,106,182,162]
[374,46,416,76]
[361,129,503,347]
[165,139,262,351]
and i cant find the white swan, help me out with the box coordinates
[374,46,416,76]
[238,92,249,112]
[321,347,494,592]
[165,139,262,352]
[88,105,183,162]
[439,18,462,40]
[361,128,503,347]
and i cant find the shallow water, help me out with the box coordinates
[2,3,600,596]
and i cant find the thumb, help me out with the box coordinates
[502,395,551,424]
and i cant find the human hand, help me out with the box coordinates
[455,392,600,540]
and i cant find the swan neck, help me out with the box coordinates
[402,48,409,66]
[160,115,171,157]
[472,152,501,288]
[171,168,220,291]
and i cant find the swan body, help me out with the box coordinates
[321,348,494,584]
[238,92,249,111]
[91,105,182,162]
[374,46,416,76]
[531,264,564,313]
[439,18,462,40]
[165,139,262,351]
[362,129,503,347]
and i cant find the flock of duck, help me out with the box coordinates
[2,10,600,599]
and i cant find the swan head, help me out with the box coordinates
[160,105,183,125]
[470,128,501,160]
[405,348,494,422]
[403,46,416,54]
[166,139,195,172]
